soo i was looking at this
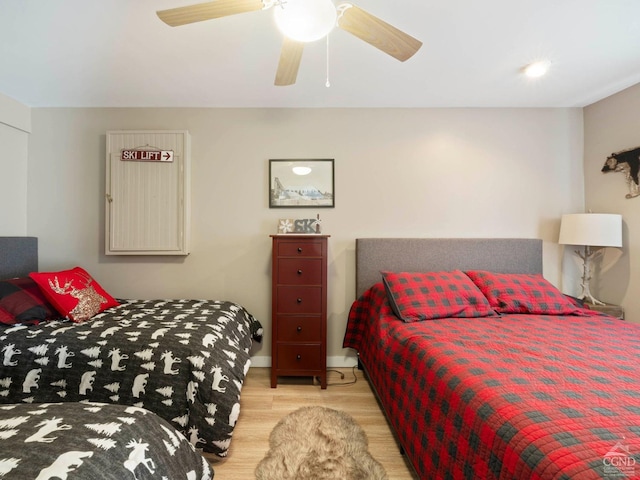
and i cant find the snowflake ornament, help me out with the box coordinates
[278,219,293,233]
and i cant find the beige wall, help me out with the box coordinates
[585,83,640,322]
[24,107,584,365]
[0,93,30,235]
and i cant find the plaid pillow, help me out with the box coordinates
[0,306,15,324]
[465,270,581,315]
[0,277,58,325]
[382,270,495,322]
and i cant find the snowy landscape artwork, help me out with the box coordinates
[269,159,334,208]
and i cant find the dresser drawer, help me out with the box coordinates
[277,316,322,342]
[276,344,322,370]
[277,240,324,257]
[277,286,322,313]
[277,258,322,285]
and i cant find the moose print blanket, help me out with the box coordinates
[0,299,263,457]
[0,402,214,479]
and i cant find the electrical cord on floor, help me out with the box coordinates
[315,365,359,387]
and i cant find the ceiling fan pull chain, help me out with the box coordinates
[326,34,331,87]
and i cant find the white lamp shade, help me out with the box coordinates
[558,213,622,247]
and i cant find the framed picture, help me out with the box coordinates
[269,159,335,208]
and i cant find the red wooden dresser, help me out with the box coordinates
[270,234,329,389]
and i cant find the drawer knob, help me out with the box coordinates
[297,247,303,253]
[297,269,303,275]
[297,298,303,303]
[296,326,302,332]
[296,354,302,360]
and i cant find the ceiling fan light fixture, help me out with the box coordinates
[274,0,337,43]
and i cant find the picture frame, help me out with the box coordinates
[269,159,335,208]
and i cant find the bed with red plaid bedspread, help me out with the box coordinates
[344,282,640,479]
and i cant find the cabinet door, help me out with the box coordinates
[105,130,190,255]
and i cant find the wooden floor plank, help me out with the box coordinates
[207,367,419,479]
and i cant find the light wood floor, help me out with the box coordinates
[206,367,419,479]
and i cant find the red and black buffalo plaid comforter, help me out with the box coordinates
[344,283,640,479]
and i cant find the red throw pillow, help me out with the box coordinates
[465,270,581,315]
[0,277,58,325]
[29,267,119,322]
[382,270,495,322]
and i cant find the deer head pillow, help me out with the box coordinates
[30,267,119,322]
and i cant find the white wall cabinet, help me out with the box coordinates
[105,130,190,255]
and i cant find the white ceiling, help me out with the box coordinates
[2,0,640,108]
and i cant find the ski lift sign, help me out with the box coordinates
[121,149,174,162]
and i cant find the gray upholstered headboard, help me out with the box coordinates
[0,237,38,279]
[356,238,543,297]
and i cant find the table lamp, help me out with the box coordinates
[558,213,622,305]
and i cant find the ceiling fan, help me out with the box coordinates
[156,0,422,86]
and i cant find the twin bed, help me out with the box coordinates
[344,238,640,479]
[0,236,263,479]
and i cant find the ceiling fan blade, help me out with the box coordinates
[275,38,304,86]
[337,4,422,62]
[157,0,265,27]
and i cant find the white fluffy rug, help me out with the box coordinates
[255,406,388,480]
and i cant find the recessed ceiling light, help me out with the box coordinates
[523,60,551,78]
